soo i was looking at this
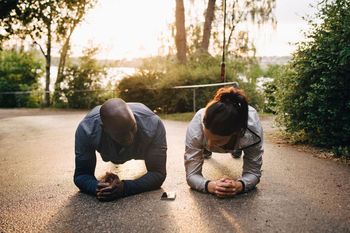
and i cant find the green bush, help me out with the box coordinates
[262,64,288,113]
[262,81,276,113]
[332,146,350,163]
[0,49,43,107]
[118,72,161,111]
[117,54,265,113]
[275,0,350,148]
[55,47,112,109]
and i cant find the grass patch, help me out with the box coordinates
[258,112,275,120]
[157,112,195,122]
[158,111,274,122]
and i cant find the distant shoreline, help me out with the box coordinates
[49,55,291,68]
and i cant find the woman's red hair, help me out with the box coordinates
[203,87,249,136]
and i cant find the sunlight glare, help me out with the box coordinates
[69,0,317,60]
[71,0,175,60]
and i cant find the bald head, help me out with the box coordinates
[100,98,137,146]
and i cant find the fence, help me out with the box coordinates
[0,82,238,111]
[173,81,239,112]
[0,89,118,108]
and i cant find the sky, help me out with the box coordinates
[69,0,319,60]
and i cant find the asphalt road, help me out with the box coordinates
[0,108,349,233]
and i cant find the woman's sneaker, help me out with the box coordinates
[231,150,242,159]
[203,149,212,159]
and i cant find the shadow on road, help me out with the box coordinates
[187,188,259,233]
[43,190,174,232]
[42,159,179,233]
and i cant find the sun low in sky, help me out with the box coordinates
[70,0,318,60]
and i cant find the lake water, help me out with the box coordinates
[40,66,272,92]
[40,66,136,91]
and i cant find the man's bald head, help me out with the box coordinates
[100,98,137,146]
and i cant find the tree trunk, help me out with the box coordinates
[200,0,216,53]
[56,38,69,85]
[175,0,186,64]
[45,20,51,107]
[53,29,73,104]
[226,24,235,55]
[56,14,82,88]
[54,4,86,104]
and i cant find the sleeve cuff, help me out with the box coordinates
[204,180,211,193]
[237,179,246,193]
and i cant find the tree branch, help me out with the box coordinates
[33,40,46,58]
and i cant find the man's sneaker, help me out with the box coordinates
[203,149,212,159]
[231,150,242,159]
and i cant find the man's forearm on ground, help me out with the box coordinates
[122,171,166,196]
[74,173,99,195]
[74,154,98,196]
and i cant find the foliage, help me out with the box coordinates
[54,0,98,104]
[117,54,264,113]
[262,81,276,113]
[0,49,43,107]
[0,0,96,47]
[118,71,161,111]
[240,81,264,111]
[157,112,196,122]
[0,0,97,106]
[54,47,111,109]
[262,64,285,113]
[274,0,350,148]
[332,146,350,163]
[170,0,276,64]
[246,63,263,85]
[211,0,277,57]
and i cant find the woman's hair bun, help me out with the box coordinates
[219,91,242,108]
[204,87,249,136]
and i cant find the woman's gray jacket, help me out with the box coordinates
[184,106,264,192]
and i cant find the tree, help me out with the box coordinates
[0,1,21,45]
[56,47,109,109]
[53,0,97,104]
[1,0,60,107]
[0,0,97,106]
[0,49,43,107]
[262,64,285,113]
[275,0,350,148]
[200,0,216,53]
[246,61,263,85]
[175,0,187,64]
[212,0,276,56]
[173,0,276,63]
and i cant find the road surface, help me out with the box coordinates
[0,108,349,233]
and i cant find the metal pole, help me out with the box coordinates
[221,0,227,83]
[193,88,196,113]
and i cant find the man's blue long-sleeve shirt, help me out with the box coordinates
[74,103,167,197]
